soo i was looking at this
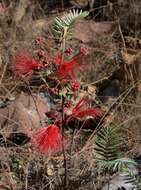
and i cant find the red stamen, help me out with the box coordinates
[12,51,42,76]
[31,124,66,154]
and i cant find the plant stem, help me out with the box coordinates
[107,174,110,190]
[61,95,68,187]
[61,0,64,10]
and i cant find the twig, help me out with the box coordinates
[61,0,64,10]
[0,61,8,84]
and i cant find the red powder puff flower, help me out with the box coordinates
[12,52,43,76]
[57,59,82,79]
[72,107,103,119]
[54,54,84,80]
[72,97,89,113]
[31,124,65,154]
[66,97,103,121]
[53,49,87,80]
[53,56,81,79]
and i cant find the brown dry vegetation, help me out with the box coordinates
[0,0,141,190]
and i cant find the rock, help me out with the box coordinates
[70,0,95,9]
[102,162,139,190]
[102,173,138,190]
[15,93,50,131]
[116,0,141,36]
[98,79,120,103]
[70,0,89,8]
[0,93,50,138]
[74,20,117,43]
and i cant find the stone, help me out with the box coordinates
[0,92,50,138]
[74,20,117,43]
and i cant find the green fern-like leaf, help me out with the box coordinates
[95,126,120,169]
[52,9,89,41]
[95,125,141,188]
[123,170,141,189]
[106,157,138,172]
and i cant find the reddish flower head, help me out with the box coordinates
[53,48,87,80]
[12,51,43,76]
[72,97,88,113]
[79,47,89,56]
[72,107,103,119]
[66,97,103,121]
[57,60,82,79]
[31,124,65,154]
[53,56,83,80]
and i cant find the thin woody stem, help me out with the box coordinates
[61,95,68,187]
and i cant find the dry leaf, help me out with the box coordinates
[86,84,96,100]
[121,51,137,65]
[13,0,30,23]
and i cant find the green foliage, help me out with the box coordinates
[95,126,120,169]
[105,157,138,172]
[11,155,25,170]
[124,170,141,189]
[95,125,141,187]
[52,9,89,41]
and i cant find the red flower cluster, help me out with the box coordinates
[65,100,73,108]
[79,47,89,56]
[12,52,43,76]
[64,48,73,56]
[36,36,45,46]
[31,124,65,154]
[71,81,81,91]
